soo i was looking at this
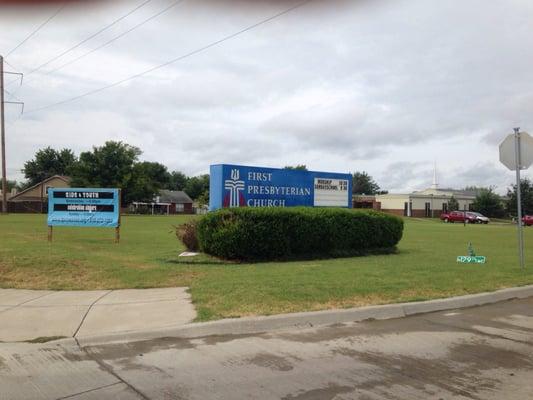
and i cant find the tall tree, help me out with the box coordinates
[472,188,505,218]
[71,141,141,204]
[184,174,210,200]
[448,196,459,211]
[169,171,188,190]
[23,147,77,186]
[506,178,533,216]
[283,165,308,171]
[463,186,487,196]
[126,162,171,203]
[352,171,381,195]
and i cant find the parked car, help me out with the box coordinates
[470,212,490,224]
[440,211,489,224]
[522,215,533,226]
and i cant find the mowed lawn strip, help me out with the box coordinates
[1,214,533,321]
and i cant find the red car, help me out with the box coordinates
[440,211,479,224]
[522,215,533,226]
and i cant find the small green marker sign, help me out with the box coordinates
[457,255,486,264]
[457,243,486,264]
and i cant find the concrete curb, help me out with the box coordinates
[68,284,533,347]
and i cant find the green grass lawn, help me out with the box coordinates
[1,214,532,321]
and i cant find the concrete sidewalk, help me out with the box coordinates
[2,285,533,345]
[0,287,196,342]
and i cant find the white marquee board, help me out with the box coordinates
[313,178,350,207]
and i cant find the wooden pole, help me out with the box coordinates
[47,226,53,242]
[115,189,121,244]
[0,55,7,214]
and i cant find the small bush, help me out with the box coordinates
[196,207,403,261]
[175,220,199,251]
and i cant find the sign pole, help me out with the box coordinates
[0,55,7,214]
[48,226,53,242]
[115,189,121,244]
[514,128,525,269]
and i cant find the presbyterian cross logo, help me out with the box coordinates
[224,169,246,207]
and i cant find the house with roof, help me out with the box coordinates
[6,175,71,213]
[130,190,194,214]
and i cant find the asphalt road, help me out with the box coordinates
[1,297,533,400]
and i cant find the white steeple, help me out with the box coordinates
[431,161,439,189]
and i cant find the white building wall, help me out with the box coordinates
[376,195,409,210]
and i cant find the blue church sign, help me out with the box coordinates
[210,164,352,211]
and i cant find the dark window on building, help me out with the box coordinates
[425,202,431,217]
[442,203,448,213]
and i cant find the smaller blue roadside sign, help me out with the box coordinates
[47,188,120,227]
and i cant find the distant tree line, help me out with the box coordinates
[14,157,388,204]
[16,144,531,218]
[450,183,533,219]
[18,142,209,205]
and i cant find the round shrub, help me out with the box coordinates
[196,207,403,261]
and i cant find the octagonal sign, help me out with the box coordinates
[499,131,533,171]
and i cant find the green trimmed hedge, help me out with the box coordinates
[197,207,404,261]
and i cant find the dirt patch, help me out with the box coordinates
[448,340,533,370]
[202,333,261,346]
[86,336,197,360]
[25,336,67,344]
[281,383,353,400]
[330,337,533,399]
[245,352,295,372]
[275,314,461,344]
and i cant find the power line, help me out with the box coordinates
[3,59,19,71]
[23,0,153,78]
[29,0,186,82]
[26,0,313,114]
[5,2,67,58]
[3,88,23,103]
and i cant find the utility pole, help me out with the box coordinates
[0,55,24,214]
[1,55,6,213]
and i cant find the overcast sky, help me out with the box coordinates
[1,0,532,193]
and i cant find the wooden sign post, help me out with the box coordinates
[115,189,121,244]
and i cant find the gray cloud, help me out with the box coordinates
[2,0,533,190]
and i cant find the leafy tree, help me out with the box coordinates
[448,196,459,211]
[283,165,308,171]
[352,171,381,195]
[70,141,141,205]
[463,186,488,196]
[506,178,533,216]
[23,147,77,186]
[169,171,188,190]
[126,162,171,203]
[472,188,505,218]
[184,175,209,200]
[196,190,210,207]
